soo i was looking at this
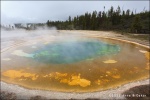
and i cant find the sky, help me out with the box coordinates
[1,1,149,24]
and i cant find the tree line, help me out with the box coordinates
[46,6,149,34]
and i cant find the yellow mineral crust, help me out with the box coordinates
[111,74,121,79]
[145,52,150,60]
[55,72,68,77]
[106,71,111,75]
[95,79,101,85]
[145,63,150,70]
[101,79,110,82]
[103,60,117,63]
[48,72,68,79]
[68,74,91,87]
[2,70,38,80]
[44,72,91,87]
[60,79,69,83]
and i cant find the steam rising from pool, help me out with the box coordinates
[33,39,120,64]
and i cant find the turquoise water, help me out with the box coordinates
[33,39,120,64]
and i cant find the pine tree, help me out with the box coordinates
[46,20,50,26]
[131,15,142,33]
[69,16,72,24]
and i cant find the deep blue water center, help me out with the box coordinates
[33,39,120,64]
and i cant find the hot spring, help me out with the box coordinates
[1,36,149,92]
[33,39,120,64]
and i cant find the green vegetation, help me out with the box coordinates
[46,6,149,34]
[1,6,149,34]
